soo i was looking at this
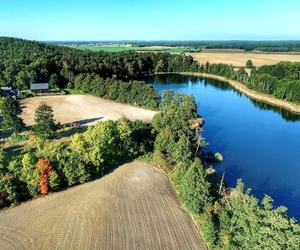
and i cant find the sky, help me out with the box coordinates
[0,0,300,41]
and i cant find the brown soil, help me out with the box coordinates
[0,161,206,250]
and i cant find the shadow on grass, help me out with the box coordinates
[3,144,24,156]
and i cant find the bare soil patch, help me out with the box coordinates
[188,52,300,67]
[0,161,206,250]
[21,95,156,126]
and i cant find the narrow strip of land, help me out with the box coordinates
[0,161,206,250]
[179,72,300,114]
[21,95,157,126]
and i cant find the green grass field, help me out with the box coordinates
[77,45,202,53]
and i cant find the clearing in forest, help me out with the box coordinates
[21,95,156,126]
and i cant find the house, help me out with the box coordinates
[0,87,18,97]
[30,83,49,93]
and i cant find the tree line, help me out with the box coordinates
[199,61,300,103]
[73,73,159,109]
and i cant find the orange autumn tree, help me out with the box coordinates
[35,159,53,194]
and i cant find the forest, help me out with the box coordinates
[0,37,198,90]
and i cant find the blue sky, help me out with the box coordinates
[0,0,300,41]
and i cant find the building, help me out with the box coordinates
[30,83,49,93]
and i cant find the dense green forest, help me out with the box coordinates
[0,37,198,90]
[201,61,300,103]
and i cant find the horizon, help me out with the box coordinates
[1,0,300,40]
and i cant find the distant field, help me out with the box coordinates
[188,52,300,67]
[0,161,206,250]
[77,44,201,53]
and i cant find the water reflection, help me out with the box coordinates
[149,74,300,122]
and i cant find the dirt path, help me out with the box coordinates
[0,161,206,250]
[179,72,300,115]
[21,95,157,126]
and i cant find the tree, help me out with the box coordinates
[246,59,254,69]
[0,96,25,132]
[35,159,53,194]
[21,153,39,196]
[49,73,59,89]
[33,103,57,138]
[178,159,211,214]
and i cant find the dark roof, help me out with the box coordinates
[30,83,49,90]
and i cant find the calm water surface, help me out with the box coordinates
[147,74,300,220]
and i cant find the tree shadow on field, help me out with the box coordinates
[58,117,103,138]
[75,117,104,126]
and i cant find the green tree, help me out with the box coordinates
[246,59,254,69]
[178,159,211,214]
[33,103,57,138]
[0,96,25,132]
[49,73,59,89]
[20,153,39,196]
[48,171,60,191]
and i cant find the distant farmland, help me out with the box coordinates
[76,44,201,53]
[188,52,300,67]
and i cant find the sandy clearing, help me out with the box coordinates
[187,52,300,67]
[21,95,157,126]
[0,161,207,250]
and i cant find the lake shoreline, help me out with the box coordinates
[158,72,300,115]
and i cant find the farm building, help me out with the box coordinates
[30,83,49,93]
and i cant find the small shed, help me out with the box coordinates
[30,83,49,93]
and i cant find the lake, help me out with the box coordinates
[146,74,300,221]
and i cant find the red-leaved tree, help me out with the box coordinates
[35,159,53,194]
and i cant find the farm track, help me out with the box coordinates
[0,161,206,250]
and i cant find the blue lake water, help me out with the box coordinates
[146,74,300,220]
